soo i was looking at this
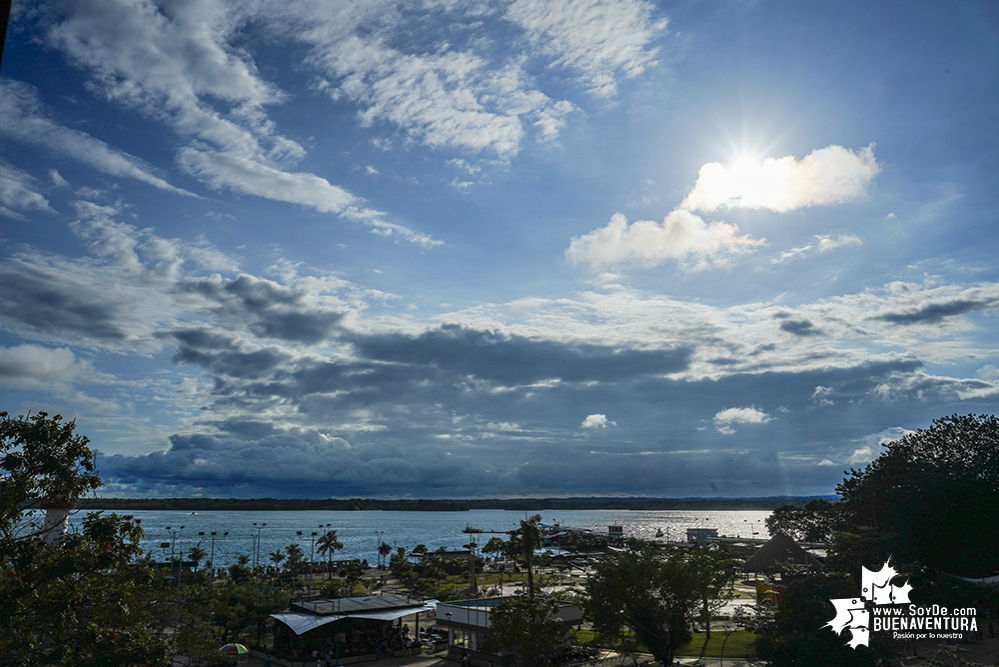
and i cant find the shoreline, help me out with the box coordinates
[67,495,832,512]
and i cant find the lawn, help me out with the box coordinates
[575,628,756,660]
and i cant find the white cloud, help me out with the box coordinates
[49,169,69,188]
[0,162,54,219]
[581,413,615,429]
[816,233,863,252]
[506,0,667,96]
[713,407,772,434]
[681,145,879,214]
[812,385,834,406]
[565,210,763,268]
[848,446,875,465]
[0,81,194,196]
[0,344,87,390]
[566,145,877,269]
[37,1,447,245]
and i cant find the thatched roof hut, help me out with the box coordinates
[744,533,822,573]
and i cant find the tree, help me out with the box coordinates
[283,543,307,582]
[228,553,253,583]
[482,536,508,562]
[750,573,898,667]
[188,544,207,572]
[269,549,286,571]
[483,594,569,667]
[765,500,839,543]
[0,411,170,666]
[336,559,366,597]
[686,548,736,659]
[317,529,343,574]
[584,545,707,666]
[0,411,101,531]
[836,413,999,576]
[507,514,542,597]
[378,541,392,568]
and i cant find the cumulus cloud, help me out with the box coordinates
[567,145,878,269]
[680,145,880,214]
[816,233,863,252]
[848,446,875,465]
[565,210,763,268]
[581,413,614,429]
[713,407,772,434]
[0,344,86,390]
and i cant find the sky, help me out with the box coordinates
[1,0,999,499]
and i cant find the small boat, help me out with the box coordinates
[655,528,664,538]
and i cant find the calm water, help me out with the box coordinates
[65,508,771,569]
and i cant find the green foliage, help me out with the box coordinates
[751,574,899,667]
[378,541,392,567]
[0,411,170,666]
[765,500,839,543]
[482,536,509,559]
[211,581,291,642]
[506,514,542,597]
[0,411,101,530]
[317,529,343,567]
[483,594,569,667]
[584,545,714,666]
[836,413,999,576]
[228,553,253,583]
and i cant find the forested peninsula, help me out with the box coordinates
[74,496,834,511]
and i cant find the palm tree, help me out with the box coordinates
[187,545,207,573]
[378,541,392,569]
[317,529,344,577]
[518,515,542,598]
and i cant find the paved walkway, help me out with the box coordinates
[239,651,449,667]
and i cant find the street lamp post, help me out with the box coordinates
[198,530,227,577]
[165,525,185,587]
[252,522,267,570]
[375,531,384,568]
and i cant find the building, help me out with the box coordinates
[434,597,583,665]
[269,594,436,659]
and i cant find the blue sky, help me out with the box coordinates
[2,0,998,498]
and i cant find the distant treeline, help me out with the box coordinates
[73,495,834,511]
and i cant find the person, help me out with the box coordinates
[265,655,272,667]
[462,649,471,667]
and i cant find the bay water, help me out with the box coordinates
[68,508,771,569]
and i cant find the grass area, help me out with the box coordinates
[675,631,756,658]
[574,628,647,653]
[574,628,756,660]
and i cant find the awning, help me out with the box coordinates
[272,601,437,634]
[349,602,436,622]
[271,613,344,635]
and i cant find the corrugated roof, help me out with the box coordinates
[293,594,427,616]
